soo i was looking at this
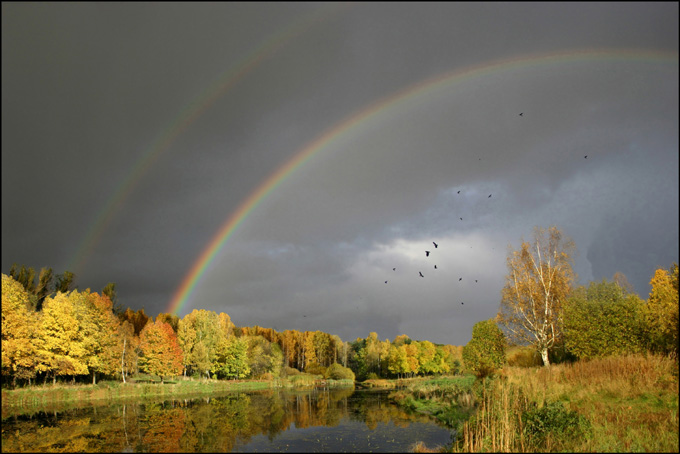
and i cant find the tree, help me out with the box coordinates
[497,226,576,367]
[463,319,506,377]
[54,271,76,293]
[74,291,120,384]
[1,274,40,386]
[138,320,183,382]
[645,263,679,356]
[563,280,646,360]
[36,267,54,311]
[387,344,409,378]
[38,291,89,383]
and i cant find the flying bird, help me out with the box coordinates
[425,251,430,257]
[459,277,462,281]
[434,265,437,269]
[475,280,478,283]
[488,194,492,198]
[461,302,464,305]
[385,281,388,284]
[460,217,463,221]
[393,268,396,271]
[457,191,460,194]
[519,112,523,116]
[584,155,588,159]
[433,241,438,248]
[419,271,424,278]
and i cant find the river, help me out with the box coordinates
[1,387,454,452]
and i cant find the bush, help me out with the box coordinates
[463,320,506,377]
[522,400,591,447]
[507,347,542,368]
[283,367,300,376]
[304,363,326,376]
[366,372,379,380]
[324,363,355,381]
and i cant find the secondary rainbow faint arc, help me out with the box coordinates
[65,2,351,276]
[167,47,678,316]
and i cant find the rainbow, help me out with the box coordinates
[166,47,677,316]
[65,3,350,276]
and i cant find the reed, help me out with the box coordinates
[452,353,678,452]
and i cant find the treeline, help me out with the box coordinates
[1,267,462,388]
[462,263,679,377]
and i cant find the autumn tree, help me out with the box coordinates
[138,320,183,382]
[74,291,120,384]
[497,226,576,367]
[645,263,679,356]
[1,274,40,386]
[387,344,409,378]
[38,291,89,383]
[463,319,506,377]
[36,267,54,311]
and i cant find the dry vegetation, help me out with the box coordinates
[453,354,678,452]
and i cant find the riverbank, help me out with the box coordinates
[1,375,355,417]
[391,354,679,452]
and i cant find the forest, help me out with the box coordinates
[1,249,678,390]
[1,264,463,388]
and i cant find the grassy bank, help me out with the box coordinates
[455,354,678,452]
[390,375,477,428]
[1,374,355,417]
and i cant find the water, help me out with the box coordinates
[1,387,453,452]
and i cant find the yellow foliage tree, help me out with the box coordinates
[645,263,679,356]
[497,226,576,367]
[1,274,40,386]
[38,291,89,383]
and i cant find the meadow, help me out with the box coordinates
[398,353,678,453]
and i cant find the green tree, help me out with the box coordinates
[54,271,76,293]
[497,226,576,367]
[563,280,646,360]
[212,336,250,379]
[463,319,506,377]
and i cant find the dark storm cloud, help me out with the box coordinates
[3,2,677,345]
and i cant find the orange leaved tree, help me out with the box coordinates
[139,319,183,382]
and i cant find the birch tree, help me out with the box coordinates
[497,226,576,367]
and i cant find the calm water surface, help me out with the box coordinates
[1,387,453,452]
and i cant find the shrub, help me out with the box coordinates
[463,319,506,377]
[324,363,355,381]
[522,400,591,448]
[304,362,326,376]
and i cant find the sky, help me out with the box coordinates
[2,2,678,346]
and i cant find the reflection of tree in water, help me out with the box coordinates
[1,389,443,452]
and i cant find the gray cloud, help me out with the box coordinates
[3,2,677,346]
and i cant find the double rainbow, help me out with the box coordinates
[165,48,678,315]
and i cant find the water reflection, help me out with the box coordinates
[2,388,452,452]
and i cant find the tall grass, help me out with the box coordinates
[453,354,679,452]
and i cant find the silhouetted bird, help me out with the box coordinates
[434,265,437,269]
[393,268,396,271]
[425,251,430,257]
[584,155,588,159]
[461,302,464,305]
[519,112,523,116]
[459,277,462,281]
[419,272,424,278]
[385,281,388,284]
[433,241,438,248]
[488,194,492,198]
[460,217,463,221]
[457,190,460,194]
[475,280,478,283]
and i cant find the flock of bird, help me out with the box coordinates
[379,112,590,306]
